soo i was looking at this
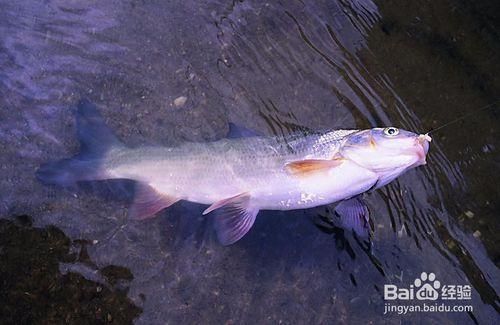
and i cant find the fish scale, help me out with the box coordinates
[108,130,359,204]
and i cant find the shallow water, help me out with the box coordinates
[0,0,499,323]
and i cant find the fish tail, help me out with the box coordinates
[36,98,124,186]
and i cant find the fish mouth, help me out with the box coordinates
[413,134,431,165]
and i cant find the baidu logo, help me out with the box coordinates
[384,272,440,301]
[414,272,440,300]
[383,272,474,315]
[384,272,471,301]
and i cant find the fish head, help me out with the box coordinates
[340,127,431,184]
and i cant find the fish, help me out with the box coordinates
[36,99,431,245]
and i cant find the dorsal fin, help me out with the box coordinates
[227,123,261,138]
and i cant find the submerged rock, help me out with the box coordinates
[173,96,188,107]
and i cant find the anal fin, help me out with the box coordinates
[203,192,259,245]
[129,183,180,220]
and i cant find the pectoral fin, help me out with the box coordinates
[203,192,258,245]
[333,196,372,237]
[129,183,180,220]
[285,158,344,177]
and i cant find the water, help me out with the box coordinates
[0,0,498,323]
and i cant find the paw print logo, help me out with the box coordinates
[414,272,440,300]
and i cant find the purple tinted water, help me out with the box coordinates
[0,0,498,323]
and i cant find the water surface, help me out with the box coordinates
[0,0,498,323]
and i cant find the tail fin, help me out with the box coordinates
[36,98,123,186]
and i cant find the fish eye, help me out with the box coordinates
[383,127,399,136]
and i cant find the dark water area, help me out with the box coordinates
[0,216,141,324]
[0,0,498,324]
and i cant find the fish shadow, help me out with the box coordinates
[76,179,137,204]
[156,203,372,274]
